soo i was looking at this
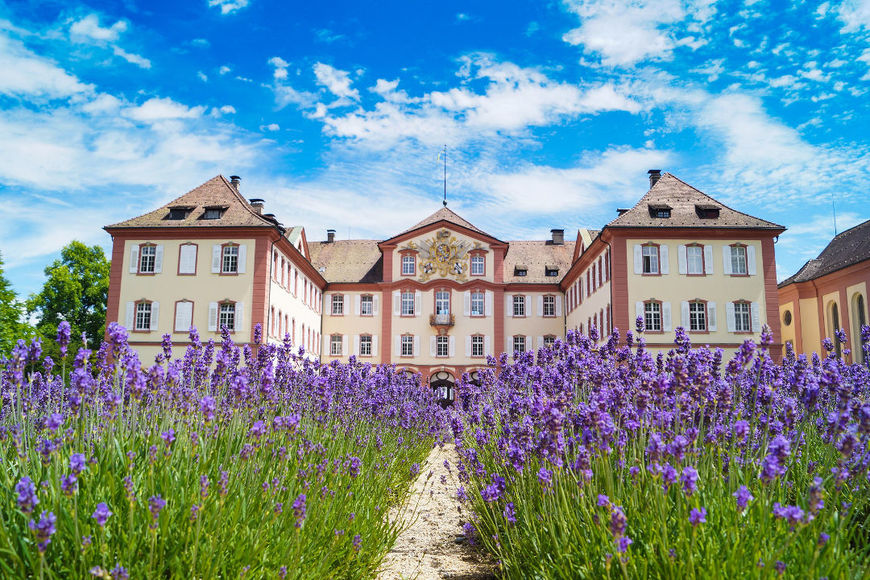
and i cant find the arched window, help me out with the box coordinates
[830,301,841,358]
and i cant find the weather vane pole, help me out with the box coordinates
[442,145,448,207]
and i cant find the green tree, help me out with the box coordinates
[28,241,110,356]
[0,251,32,357]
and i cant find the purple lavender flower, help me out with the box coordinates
[110,564,130,580]
[680,466,699,497]
[200,396,216,422]
[45,413,64,432]
[688,507,707,526]
[70,453,87,475]
[537,467,552,488]
[352,534,362,552]
[292,493,306,528]
[616,536,633,553]
[347,457,362,478]
[662,464,678,490]
[456,486,468,502]
[249,421,267,439]
[775,561,786,576]
[200,475,209,500]
[61,474,78,497]
[609,506,627,537]
[92,503,112,527]
[57,321,71,357]
[808,477,825,514]
[28,511,57,552]
[818,532,830,546]
[15,477,39,514]
[772,503,804,526]
[733,486,753,513]
[597,494,610,507]
[503,502,517,524]
[148,495,166,529]
[160,429,176,448]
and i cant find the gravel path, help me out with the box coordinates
[377,443,496,580]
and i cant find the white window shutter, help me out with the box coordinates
[465,336,471,357]
[208,302,218,331]
[464,291,471,316]
[633,245,642,274]
[237,245,247,274]
[393,291,401,315]
[325,294,332,313]
[149,302,160,331]
[129,246,140,274]
[125,302,134,328]
[394,335,401,356]
[179,245,196,274]
[635,302,644,321]
[751,302,761,332]
[524,295,531,315]
[723,246,733,275]
[212,245,221,273]
[681,301,690,328]
[726,302,736,332]
[555,296,563,316]
[372,335,378,355]
[505,295,512,315]
[524,336,530,351]
[537,336,544,349]
[484,291,492,316]
[662,302,672,332]
[414,336,420,357]
[747,245,757,275]
[704,245,714,274]
[355,295,361,316]
[154,245,164,273]
[373,294,380,315]
[235,302,244,331]
[341,335,347,356]
[430,336,436,357]
[484,335,491,355]
[175,303,185,332]
[449,336,455,357]
[708,302,717,331]
[678,245,687,274]
[506,336,512,354]
[353,335,360,356]
[660,245,670,274]
[537,296,544,317]
[414,290,421,316]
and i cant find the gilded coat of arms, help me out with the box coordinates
[405,229,481,282]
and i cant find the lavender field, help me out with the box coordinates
[452,323,870,579]
[0,323,444,578]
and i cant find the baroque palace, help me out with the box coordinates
[105,170,786,399]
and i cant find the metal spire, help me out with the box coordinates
[442,144,448,207]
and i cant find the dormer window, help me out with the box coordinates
[649,204,672,218]
[695,204,720,219]
[545,267,559,277]
[203,206,227,220]
[167,206,193,220]
[514,266,528,277]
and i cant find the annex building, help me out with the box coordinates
[105,170,786,398]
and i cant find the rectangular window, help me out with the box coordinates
[731,246,747,275]
[734,302,751,332]
[401,335,414,357]
[435,290,450,315]
[139,245,156,273]
[222,245,239,274]
[219,303,236,331]
[471,335,484,357]
[203,208,223,220]
[642,245,659,274]
[401,254,415,275]
[436,336,449,357]
[689,301,707,331]
[687,245,704,275]
[513,295,525,317]
[470,291,485,316]
[544,335,556,348]
[135,302,151,331]
[331,294,344,315]
[543,295,555,317]
[644,302,662,332]
[513,336,526,354]
[359,335,372,356]
[545,267,559,277]
[401,291,415,316]
[330,335,343,356]
[178,244,197,275]
[470,255,485,276]
[361,295,373,316]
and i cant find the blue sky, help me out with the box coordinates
[1,0,869,297]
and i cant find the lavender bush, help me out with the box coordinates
[0,323,444,578]
[453,322,870,578]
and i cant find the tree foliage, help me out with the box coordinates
[28,241,110,355]
[0,251,31,357]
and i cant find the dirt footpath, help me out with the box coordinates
[378,443,496,580]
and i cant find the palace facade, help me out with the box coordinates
[105,170,786,398]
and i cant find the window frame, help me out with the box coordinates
[330,334,343,357]
[641,243,661,276]
[512,295,526,318]
[730,244,749,277]
[218,300,237,332]
[400,334,414,358]
[220,243,239,275]
[512,335,526,354]
[178,243,198,276]
[435,335,449,358]
[688,300,708,333]
[470,290,485,317]
[470,334,485,358]
[400,252,417,276]
[470,252,486,276]
[359,334,373,357]
[644,300,663,333]
[137,243,157,275]
[733,300,752,333]
[360,294,374,317]
[331,294,344,316]
[686,243,705,277]
[543,335,556,348]
[543,295,556,318]
[434,289,451,316]
[133,300,152,332]
[400,291,415,317]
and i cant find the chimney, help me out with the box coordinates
[248,198,264,215]
[230,175,241,191]
[550,228,564,245]
[648,169,661,188]
[327,229,336,243]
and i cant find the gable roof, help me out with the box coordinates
[308,240,383,283]
[779,219,870,287]
[504,240,576,283]
[105,175,277,229]
[606,173,784,230]
[384,206,501,243]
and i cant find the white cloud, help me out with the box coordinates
[313,63,360,101]
[69,14,127,42]
[113,46,151,69]
[838,0,870,32]
[263,123,280,131]
[124,97,206,122]
[0,32,91,99]
[197,71,208,82]
[207,0,250,15]
[219,65,231,75]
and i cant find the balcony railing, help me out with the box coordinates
[429,313,455,327]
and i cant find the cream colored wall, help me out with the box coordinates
[118,238,256,345]
[567,280,611,336]
[321,291,384,364]
[502,292,565,353]
[799,297,821,352]
[779,300,796,349]
[821,290,840,341]
[625,238,767,345]
[267,277,321,359]
[391,230,496,283]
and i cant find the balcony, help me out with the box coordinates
[429,313,455,327]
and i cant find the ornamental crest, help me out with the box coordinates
[407,229,476,282]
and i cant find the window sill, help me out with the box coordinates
[136,272,157,276]
[729,273,750,278]
[219,272,239,276]
[641,272,662,276]
[132,329,152,333]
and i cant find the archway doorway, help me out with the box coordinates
[430,371,455,408]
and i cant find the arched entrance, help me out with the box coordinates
[430,370,455,408]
